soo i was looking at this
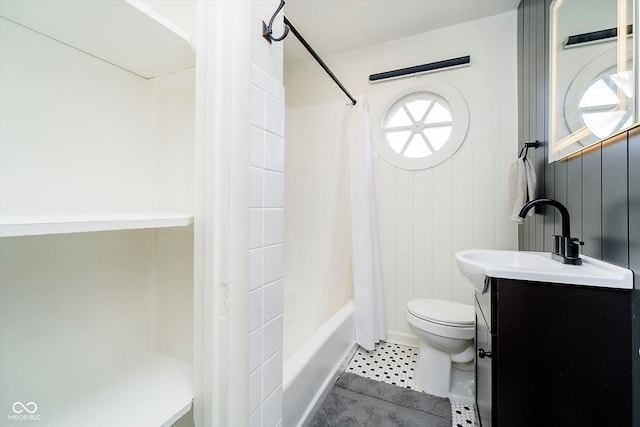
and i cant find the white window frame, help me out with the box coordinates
[371,81,469,171]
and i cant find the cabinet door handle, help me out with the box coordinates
[478,349,492,359]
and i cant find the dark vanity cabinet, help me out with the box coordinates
[474,278,633,427]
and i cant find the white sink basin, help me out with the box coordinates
[455,249,633,292]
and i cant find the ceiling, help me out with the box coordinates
[283,0,521,63]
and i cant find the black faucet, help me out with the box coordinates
[519,198,584,265]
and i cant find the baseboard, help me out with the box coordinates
[385,330,419,348]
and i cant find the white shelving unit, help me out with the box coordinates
[0,0,195,78]
[0,213,194,237]
[0,1,197,426]
[44,353,193,427]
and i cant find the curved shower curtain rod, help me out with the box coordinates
[262,0,357,105]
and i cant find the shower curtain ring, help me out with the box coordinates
[263,0,290,43]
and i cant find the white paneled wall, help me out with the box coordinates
[285,11,519,346]
[373,152,517,343]
[248,64,285,427]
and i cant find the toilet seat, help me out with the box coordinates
[407,299,474,327]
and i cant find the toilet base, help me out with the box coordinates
[414,342,475,402]
[414,343,451,398]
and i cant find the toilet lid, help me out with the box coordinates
[407,299,474,326]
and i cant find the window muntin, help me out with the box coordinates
[577,68,633,139]
[382,93,454,160]
[372,82,469,171]
[561,44,635,154]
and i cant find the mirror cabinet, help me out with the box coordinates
[549,0,636,161]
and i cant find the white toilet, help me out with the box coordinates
[406,298,475,402]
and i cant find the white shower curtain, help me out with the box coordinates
[346,95,386,351]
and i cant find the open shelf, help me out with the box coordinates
[44,353,192,427]
[0,213,194,237]
[0,0,195,78]
[1,2,196,425]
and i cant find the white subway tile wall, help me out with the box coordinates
[248,64,285,427]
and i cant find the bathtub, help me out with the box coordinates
[282,301,356,427]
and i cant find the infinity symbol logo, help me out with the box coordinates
[12,401,38,414]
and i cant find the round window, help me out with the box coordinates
[578,67,633,138]
[564,43,634,147]
[566,63,633,140]
[372,82,469,170]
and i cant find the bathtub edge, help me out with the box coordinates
[282,301,356,427]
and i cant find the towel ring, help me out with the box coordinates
[519,141,541,159]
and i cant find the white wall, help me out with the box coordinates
[0,228,194,422]
[0,18,195,215]
[285,11,519,344]
[139,0,197,42]
[252,1,285,83]
[0,19,150,214]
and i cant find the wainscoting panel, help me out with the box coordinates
[377,157,398,336]
[630,128,640,283]
[412,168,434,301]
[566,153,582,248]
[394,168,414,335]
[451,154,473,304]
[517,0,639,424]
[431,158,454,304]
[494,153,517,251]
[601,133,629,267]
[373,151,517,337]
[553,155,567,239]
[630,129,640,427]
[580,143,602,259]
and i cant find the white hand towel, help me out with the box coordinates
[509,156,537,223]
[524,157,537,204]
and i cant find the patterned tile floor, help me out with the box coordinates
[345,342,477,427]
